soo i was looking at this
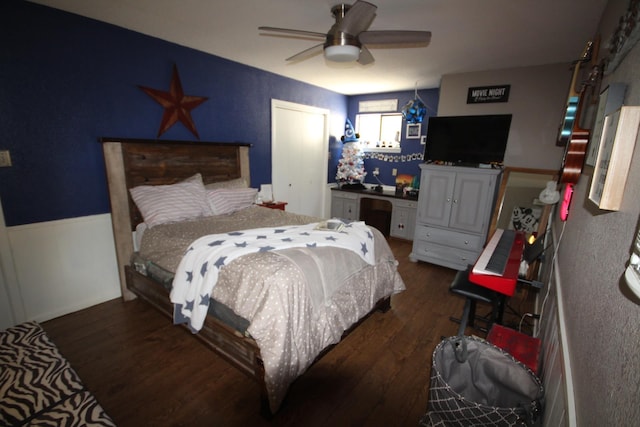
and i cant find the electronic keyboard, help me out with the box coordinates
[473,229,516,276]
[469,228,525,297]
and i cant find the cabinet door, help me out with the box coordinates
[331,194,345,218]
[416,169,455,227]
[331,192,359,220]
[343,199,359,221]
[448,172,493,233]
[390,204,416,239]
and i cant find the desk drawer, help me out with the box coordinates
[393,199,418,209]
[414,225,483,251]
[333,191,359,200]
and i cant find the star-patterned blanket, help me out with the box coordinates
[170,221,375,332]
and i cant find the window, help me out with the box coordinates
[355,113,403,152]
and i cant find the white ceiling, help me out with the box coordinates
[29,0,608,95]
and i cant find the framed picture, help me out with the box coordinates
[589,106,640,211]
[406,123,421,139]
[585,83,627,166]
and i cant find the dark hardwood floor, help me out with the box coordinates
[42,239,535,427]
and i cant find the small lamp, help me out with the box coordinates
[539,181,560,205]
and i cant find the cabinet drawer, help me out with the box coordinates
[414,225,483,250]
[393,199,418,209]
[412,240,479,270]
[333,191,359,200]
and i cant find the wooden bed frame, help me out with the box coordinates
[100,137,391,415]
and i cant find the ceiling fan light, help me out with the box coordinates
[324,45,360,62]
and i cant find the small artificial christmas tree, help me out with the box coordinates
[336,119,366,188]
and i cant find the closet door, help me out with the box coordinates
[272,100,329,217]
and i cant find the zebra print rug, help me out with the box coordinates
[0,321,116,426]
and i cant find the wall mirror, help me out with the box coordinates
[489,167,558,279]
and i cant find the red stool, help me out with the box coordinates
[486,324,541,375]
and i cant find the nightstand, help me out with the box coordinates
[258,201,287,211]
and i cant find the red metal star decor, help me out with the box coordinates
[139,64,208,139]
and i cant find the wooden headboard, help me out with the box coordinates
[100,137,251,300]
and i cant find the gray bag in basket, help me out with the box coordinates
[420,335,544,426]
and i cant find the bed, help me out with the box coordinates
[100,137,406,414]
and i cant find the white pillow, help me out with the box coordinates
[130,174,213,227]
[207,188,258,215]
[204,177,248,190]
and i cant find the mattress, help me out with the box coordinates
[131,252,250,334]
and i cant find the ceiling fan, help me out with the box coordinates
[258,1,431,65]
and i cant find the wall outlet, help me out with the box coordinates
[0,150,11,167]
[392,168,397,176]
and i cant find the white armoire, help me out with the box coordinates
[410,163,501,270]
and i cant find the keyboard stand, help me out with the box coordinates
[449,267,505,335]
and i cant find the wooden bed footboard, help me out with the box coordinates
[125,266,264,378]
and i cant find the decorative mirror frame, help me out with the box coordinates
[489,167,558,279]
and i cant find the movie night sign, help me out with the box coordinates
[467,85,510,104]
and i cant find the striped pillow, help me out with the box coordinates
[207,188,258,215]
[130,174,213,227]
[204,177,248,190]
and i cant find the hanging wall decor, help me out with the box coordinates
[363,151,424,162]
[606,0,640,74]
[401,83,428,124]
[139,64,209,139]
[402,98,427,123]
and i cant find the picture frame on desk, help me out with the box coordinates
[589,106,640,211]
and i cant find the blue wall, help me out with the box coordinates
[347,89,439,187]
[0,1,348,226]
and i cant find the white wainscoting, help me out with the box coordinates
[5,214,121,325]
[538,229,576,427]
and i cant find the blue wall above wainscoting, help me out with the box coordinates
[346,89,439,188]
[0,0,347,226]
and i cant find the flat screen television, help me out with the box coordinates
[424,114,512,166]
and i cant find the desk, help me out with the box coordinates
[330,187,418,240]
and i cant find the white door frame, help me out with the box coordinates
[0,198,26,328]
[271,99,330,217]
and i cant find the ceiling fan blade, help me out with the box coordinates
[357,46,375,65]
[359,30,432,46]
[286,43,324,62]
[259,26,326,39]
[337,1,377,35]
